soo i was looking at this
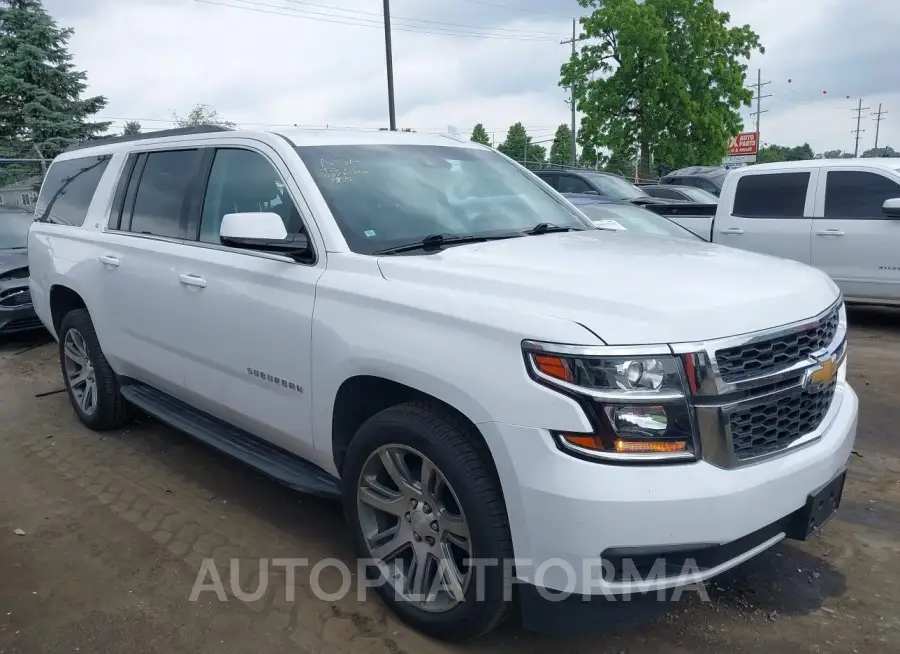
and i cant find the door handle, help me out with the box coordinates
[179,274,207,288]
[815,229,845,237]
[99,254,120,267]
[719,227,744,235]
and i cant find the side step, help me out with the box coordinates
[120,382,341,500]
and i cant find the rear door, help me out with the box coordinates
[100,147,206,396]
[715,169,817,263]
[811,167,900,303]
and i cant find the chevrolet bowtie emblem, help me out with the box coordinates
[801,356,838,392]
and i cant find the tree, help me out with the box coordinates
[561,0,763,178]
[549,124,574,166]
[0,0,110,166]
[470,123,490,146]
[172,103,235,129]
[862,145,897,158]
[755,143,815,164]
[122,121,142,136]
[497,122,546,168]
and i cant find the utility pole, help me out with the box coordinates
[872,103,888,155]
[561,19,578,167]
[382,0,397,131]
[747,68,771,140]
[852,98,870,157]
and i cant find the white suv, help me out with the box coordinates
[28,127,858,640]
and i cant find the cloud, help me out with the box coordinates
[48,0,900,154]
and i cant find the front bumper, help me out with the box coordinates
[0,303,42,336]
[479,381,858,596]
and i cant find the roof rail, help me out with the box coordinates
[63,125,232,153]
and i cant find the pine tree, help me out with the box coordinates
[497,122,545,168]
[0,0,110,163]
[470,123,490,146]
[548,124,573,166]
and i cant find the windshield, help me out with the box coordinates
[582,173,648,200]
[577,203,699,240]
[0,209,32,249]
[681,187,719,203]
[295,144,591,255]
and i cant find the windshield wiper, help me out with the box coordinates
[373,233,517,255]
[523,222,581,235]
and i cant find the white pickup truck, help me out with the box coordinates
[666,159,900,305]
[28,127,857,640]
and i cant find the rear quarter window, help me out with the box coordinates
[732,172,810,218]
[34,155,112,227]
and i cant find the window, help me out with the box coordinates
[582,173,647,200]
[534,172,557,189]
[732,172,810,218]
[294,144,590,256]
[680,187,720,204]
[646,187,685,201]
[34,155,111,226]
[19,193,32,206]
[824,171,900,218]
[199,149,303,244]
[129,150,202,239]
[556,175,592,194]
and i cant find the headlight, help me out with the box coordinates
[523,342,696,462]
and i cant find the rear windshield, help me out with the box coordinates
[582,173,647,200]
[295,144,590,255]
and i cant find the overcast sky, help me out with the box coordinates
[45,0,900,155]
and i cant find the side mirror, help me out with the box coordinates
[882,198,900,218]
[219,212,311,261]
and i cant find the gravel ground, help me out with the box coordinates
[1,306,898,653]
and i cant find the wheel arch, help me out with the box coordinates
[49,284,88,336]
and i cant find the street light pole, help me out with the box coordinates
[382,0,397,131]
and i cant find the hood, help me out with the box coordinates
[0,248,28,278]
[376,231,840,345]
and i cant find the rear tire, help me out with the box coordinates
[342,400,513,642]
[58,309,131,430]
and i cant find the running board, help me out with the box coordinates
[119,382,341,500]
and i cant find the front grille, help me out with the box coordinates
[729,381,837,460]
[0,316,43,333]
[0,287,31,307]
[715,307,840,383]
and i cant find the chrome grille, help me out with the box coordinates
[715,306,840,383]
[729,381,837,460]
[0,287,32,307]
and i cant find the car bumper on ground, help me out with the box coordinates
[0,293,43,337]
[479,382,858,598]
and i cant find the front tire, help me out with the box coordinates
[342,400,513,642]
[58,309,130,430]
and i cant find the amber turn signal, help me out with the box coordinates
[532,354,574,383]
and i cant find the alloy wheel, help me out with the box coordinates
[63,328,98,416]
[356,444,472,612]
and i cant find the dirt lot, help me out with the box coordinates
[1,308,899,654]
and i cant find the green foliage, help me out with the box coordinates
[549,124,574,165]
[470,123,490,146]
[122,121,142,136]
[172,104,235,129]
[0,0,110,164]
[604,147,638,176]
[497,122,545,168]
[862,145,896,158]
[562,0,763,177]
[755,143,814,164]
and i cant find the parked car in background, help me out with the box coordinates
[664,159,900,305]
[1,205,41,337]
[534,168,671,206]
[641,184,719,204]
[660,166,727,196]
[563,193,702,240]
[29,127,856,640]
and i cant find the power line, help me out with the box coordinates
[872,103,888,153]
[279,0,563,36]
[851,98,870,157]
[194,0,562,41]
